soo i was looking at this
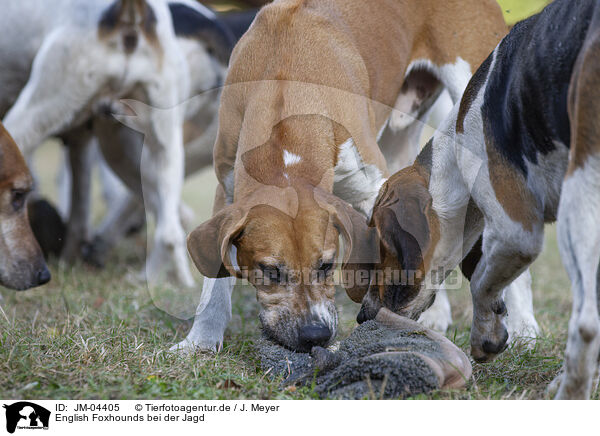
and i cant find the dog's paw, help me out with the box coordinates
[470,305,509,363]
[125,269,147,287]
[547,365,599,399]
[418,293,452,333]
[546,369,564,398]
[506,317,540,349]
[505,307,540,348]
[81,237,109,268]
[169,337,220,355]
[418,311,451,333]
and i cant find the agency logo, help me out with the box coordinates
[2,402,50,434]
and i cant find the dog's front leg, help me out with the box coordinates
[139,72,194,288]
[469,224,544,362]
[171,277,236,353]
[418,285,452,333]
[503,269,540,343]
[171,184,236,353]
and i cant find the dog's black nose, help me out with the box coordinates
[36,266,51,286]
[298,324,331,349]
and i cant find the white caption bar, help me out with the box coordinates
[0,400,595,435]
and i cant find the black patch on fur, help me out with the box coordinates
[168,3,236,64]
[99,1,121,31]
[376,207,426,314]
[481,0,598,176]
[460,236,482,282]
[415,138,433,179]
[27,198,65,259]
[456,54,492,134]
[142,4,158,36]
[219,9,259,41]
[123,30,139,53]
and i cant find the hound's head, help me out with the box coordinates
[187,185,376,352]
[0,125,50,290]
[357,165,440,324]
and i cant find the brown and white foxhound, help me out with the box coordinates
[0,123,49,290]
[178,0,514,353]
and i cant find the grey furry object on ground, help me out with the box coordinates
[256,308,472,399]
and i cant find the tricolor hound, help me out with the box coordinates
[362,0,600,399]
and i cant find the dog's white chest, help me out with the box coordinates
[333,139,386,216]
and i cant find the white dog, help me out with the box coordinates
[0,0,233,287]
[56,3,256,272]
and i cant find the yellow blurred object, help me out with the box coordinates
[497,0,551,25]
[205,1,551,21]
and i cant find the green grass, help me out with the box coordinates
[0,140,594,400]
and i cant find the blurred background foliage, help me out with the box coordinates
[201,0,552,26]
[497,0,551,25]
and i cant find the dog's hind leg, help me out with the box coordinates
[554,158,600,399]
[59,127,94,263]
[56,147,72,220]
[84,191,144,267]
[133,60,193,288]
[97,147,129,210]
[139,135,193,288]
[553,35,600,398]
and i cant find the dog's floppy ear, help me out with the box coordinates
[187,205,249,278]
[315,190,379,303]
[372,182,432,273]
[370,176,436,310]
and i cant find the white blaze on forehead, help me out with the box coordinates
[283,150,302,167]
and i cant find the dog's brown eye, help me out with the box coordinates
[259,263,283,284]
[11,189,27,212]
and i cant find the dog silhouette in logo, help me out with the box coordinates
[3,402,50,434]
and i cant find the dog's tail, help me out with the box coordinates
[98,0,158,52]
